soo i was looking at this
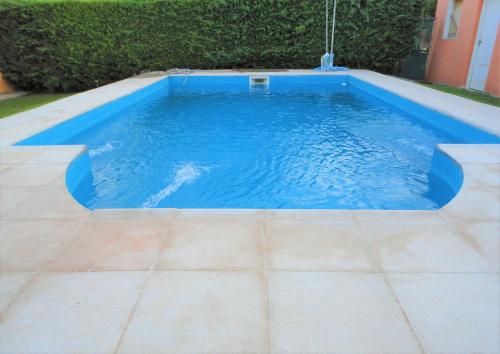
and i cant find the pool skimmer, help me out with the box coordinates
[249,76,269,88]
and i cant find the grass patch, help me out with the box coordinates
[0,93,74,118]
[420,83,500,107]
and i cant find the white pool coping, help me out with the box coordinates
[0,69,498,353]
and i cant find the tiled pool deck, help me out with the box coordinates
[0,70,498,353]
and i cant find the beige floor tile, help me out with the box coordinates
[0,186,33,217]
[353,210,443,221]
[156,219,263,270]
[0,272,145,353]
[118,271,268,353]
[460,173,482,189]
[176,208,263,219]
[442,183,500,221]
[456,221,500,272]
[439,144,499,164]
[48,219,170,271]
[268,272,421,353]
[0,220,82,271]
[91,208,175,221]
[357,219,492,272]
[0,164,15,173]
[0,147,45,164]
[24,146,84,164]
[388,273,499,354]
[266,220,376,271]
[463,163,500,189]
[480,144,500,163]
[0,164,67,186]
[0,123,52,148]
[0,272,34,313]
[5,185,89,220]
[266,209,354,220]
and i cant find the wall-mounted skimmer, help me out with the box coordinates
[250,76,270,87]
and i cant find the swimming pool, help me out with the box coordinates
[17,75,500,210]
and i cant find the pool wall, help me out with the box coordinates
[16,78,170,146]
[66,149,94,204]
[349,77,499,143]
[430,147,464,198]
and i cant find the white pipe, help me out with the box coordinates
[325,0,329,53]
[330,0,337,55]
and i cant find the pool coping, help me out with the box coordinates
[0,69,498,220]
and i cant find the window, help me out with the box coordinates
[443,0,463,39]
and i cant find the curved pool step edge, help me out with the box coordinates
[438,144,500,222]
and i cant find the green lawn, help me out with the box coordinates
[0,93,74,119]
[420,83,500,107]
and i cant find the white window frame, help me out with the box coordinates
[443,0,462,39]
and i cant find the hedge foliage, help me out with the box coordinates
[0,0,423,92]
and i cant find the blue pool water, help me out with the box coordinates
[17,75,499,209]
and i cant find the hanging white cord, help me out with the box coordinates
[330,0,337,56]
[325,0,329,53]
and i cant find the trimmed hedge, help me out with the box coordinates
[0,0,423,92]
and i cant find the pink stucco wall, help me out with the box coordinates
[426,0,483,88]
[427,0,500,96]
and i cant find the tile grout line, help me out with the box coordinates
[438,210,483,248]
[2,217,90,222]
[438,210,499,272]
[0,164,16,173]
[112,211,177,354]
[2,192,38,220]
[260,215,273,354]
[25,269,497,275]
[478,145,500,164]
[351,217,383,273]
[382,272,427,354]
[40,215,91,272]
[352,217,427,354]
[0,215,89,319]
[0,272,41,321]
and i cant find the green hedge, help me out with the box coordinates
[0,0,423,92]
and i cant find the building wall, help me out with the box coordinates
[0,72,14,94]
[484,24,500,97]
[426,0,484,88]
[427,0,499,97]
